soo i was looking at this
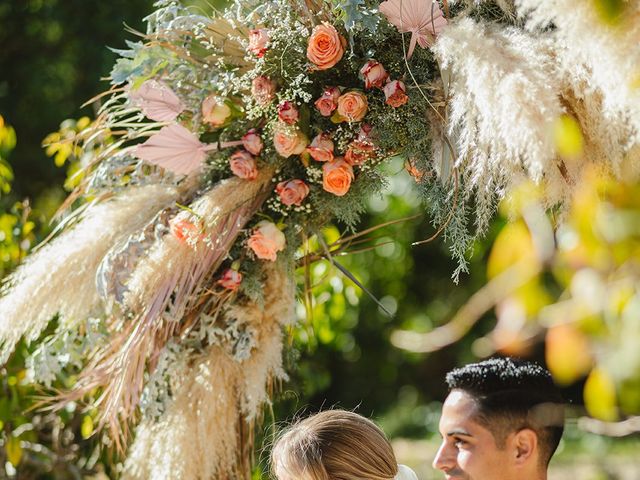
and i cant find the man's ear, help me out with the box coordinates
[513,428,537,465]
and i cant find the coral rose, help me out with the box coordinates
[306,133,334,162]
[337,91,368,122]
[170,218,203,243]
[360,60,389,89]
[251,76,276,106]
[242,129,263,155]
[229,150,258,180]
[218,268,243,291]
[307,23,346,70]
[345,140,375,166]
[248,28,269,57]
[277,101,300,125]
[276,179,310,206]
[273,125,308,158]
[322,157,354,196]
[384,80,409,107]
[202,95,231,127]
[248,221,286,261]
[314,87,341,116]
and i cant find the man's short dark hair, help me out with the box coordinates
[446,357,564,466]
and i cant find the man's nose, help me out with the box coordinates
[432,441,455,471]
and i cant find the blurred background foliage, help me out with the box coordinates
[1,0,639,478]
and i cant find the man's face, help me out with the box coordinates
[433,390,514,480]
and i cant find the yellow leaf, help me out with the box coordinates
[81,414,94,439]
[584,367,618,421]
[487,221,536,279]
[76,116,91,130]
[554,114,584,160]
[546,324,592,385]
[593,0,625,25]
[5,436,22,467]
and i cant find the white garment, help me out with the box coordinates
[395,464,419,480]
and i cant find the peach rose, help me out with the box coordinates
[322,157,354,196]
[229,150,258,180]
[218,268,243,291]
[202,95,231,127]
[307,23,346,70]
[248,220,286,261]
[314,86,341,116]
[360,60,389,89]
[273,125,308,158]
[306,133,334,162]
[278,101,300,125]
[345,140,375,166]
[384,80,409,108]
[248,28,269,57]
[251,76,276,106]
[337,91,368,122]
[276,179,310,206]
[242,129,263,155]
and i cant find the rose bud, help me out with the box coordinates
[229,150,258,180]
[322,157,354,196]
[314,86,341,117]
[248,220,286,261]
[337,91,368,122]
[277,101,300,125]
[242,129,263,156]
[273,125,308,158]
[306,133,334,162]
[360,60,389,89]
[307,22,346,70]
[201,95,231,127]
[248,28,269,57]
[384,80,409,108]
[218,268,243,291]
[276,179,310,206]
[251,76,276,106]
[357,123,373,141]
[345,140,375,166]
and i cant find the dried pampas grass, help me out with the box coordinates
[122,262,295,480]
[0,185,178,363]
[433,18,565,230]
[68,171,274,450]
[517,0,640,147]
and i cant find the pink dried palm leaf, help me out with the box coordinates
[379,0,448,58]
[134,124,243,175]
[128,79,185,122]
[53,171,274,451]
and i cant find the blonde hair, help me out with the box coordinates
[271,410,398,480]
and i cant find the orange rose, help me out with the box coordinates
[247,221,286,261]
[242,129,263,155]
[229,150,258,180]
[383,80,409,108]
[306,133,334,162]
[337,91,368,122]
[314,86,341,116]
[307,23,346,70]
[322,157,354,196]
[170,217,204,244]
[251,76,276,106]
[360,60,389,89]
[275,179,310,206]
[345,140,375,166]
[273,125,308,158]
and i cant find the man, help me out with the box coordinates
[433,357,565,480]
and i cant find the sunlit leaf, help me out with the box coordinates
[81,414,94,439]
[593,0,625,25]
[5,436,22,467]
[546,324,592,385]
[554,114,584,160]
[487,221,537,279]
[584,367,618,421]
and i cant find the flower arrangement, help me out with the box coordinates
[1,0,639,477]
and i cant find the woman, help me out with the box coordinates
[271,409,418,480]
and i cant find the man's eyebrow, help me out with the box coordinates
[446,429,473,437]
